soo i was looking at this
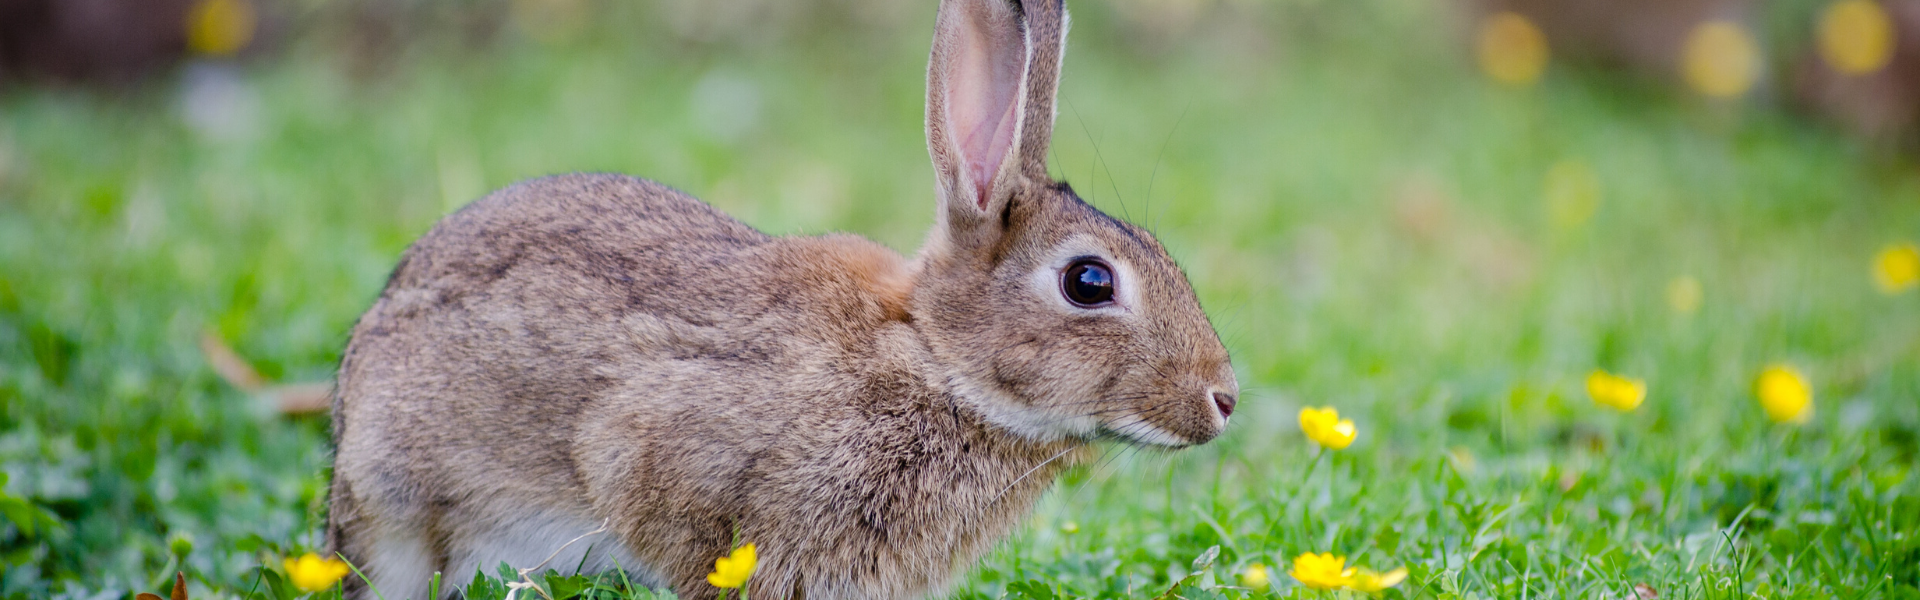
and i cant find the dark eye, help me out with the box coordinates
[1061,258,1115,307]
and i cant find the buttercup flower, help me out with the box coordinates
[1477,11,1549,86]
[1299,407,1357,450]
[1586,370,1647,412]
[1348,566,1409,593]
[1872,243,1919,294]
[186,0,257,56]
[1682,21,1761,98]
[1819,0,1895,75]
[282,553,351,593]
[1289,553,1354,590]
[1756,364,1813,424]
[708,543,758,589]
[1240,562,1271,589]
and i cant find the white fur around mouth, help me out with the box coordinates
[1103,413,1190,447]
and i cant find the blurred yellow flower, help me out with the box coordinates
[1682,21,1761,98]
[1289,552,1354,590]
[1477,12,1550,86]
[1544,159,1601,229]
[1667,276,1703,314]
[282,553,351,593]
[1447,445,1477,473]
[1240,562,1271,589]
[1756,364,1813,424]
[185,0,256,57]
[1819,0,1896,75]
[707,543,758,589]
[1059,521,1080,534]
[1586,370,1647,412]
[1872,242,1920,293]
[1348,566,1409,593]
[1299,406,1357,450]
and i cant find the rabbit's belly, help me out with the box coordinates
[450,507,657,590]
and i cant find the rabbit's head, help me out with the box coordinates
[915,0,1237,447]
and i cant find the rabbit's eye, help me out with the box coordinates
[1061,259,1116,307]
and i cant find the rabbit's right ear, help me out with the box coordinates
[926,0,1066,246]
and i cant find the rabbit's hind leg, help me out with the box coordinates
[443,505,651,590]
[327,470,443,599]
[349,524,438,600]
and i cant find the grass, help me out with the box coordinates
[2,0,1918,598]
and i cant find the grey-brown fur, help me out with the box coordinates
[328,1,1236,598]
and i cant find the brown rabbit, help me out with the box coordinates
[326,0,1238,598]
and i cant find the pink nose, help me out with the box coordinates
[1212,391,1237,418]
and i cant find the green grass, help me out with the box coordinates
[3,0,1918,598]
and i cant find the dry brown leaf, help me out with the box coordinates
[198,330,265,391]
[270,382,334,415]
[200,330,334,415]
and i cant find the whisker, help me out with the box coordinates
[1067,98,1130,223]
[1145,100,1191,236]
[988,444,1083,507]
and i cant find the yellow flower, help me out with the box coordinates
[185,0,256,57]
[707,543,758,589]
[1819,0,1895,75]
[1447,445,1477,473]
[1289,552,1354,590]
[1756,364,1813,424]
[1348,566,1409,593]
[1682,21,1761,98]
[1586,370,1647,412]
[282,553,351,593]
[1543,159,1601,230]
[1477,11,1550,86]
[1667,276,1703,315]
[1240,562,1271,589]
[1298,407,1357,450]
[1872,243,1920,294]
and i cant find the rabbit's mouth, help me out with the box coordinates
[1083,380,1234,447]
[1095,409,1219,448]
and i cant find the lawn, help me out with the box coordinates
[2,0,1917,598]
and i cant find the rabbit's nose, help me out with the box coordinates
[1211,390,1237,418]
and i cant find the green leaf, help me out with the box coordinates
[242,566,297,600]
[462,568,506,600]
[544,571,591,599]
[1005,579,1058,600]
[1191,545,1221,572]
[1,497,38,537]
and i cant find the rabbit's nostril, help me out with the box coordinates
[1212,391,1237,418]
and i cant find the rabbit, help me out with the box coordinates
[325,0,1239,598]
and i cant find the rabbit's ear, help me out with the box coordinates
[926,0,1064,230]
[1014,0,1065,180]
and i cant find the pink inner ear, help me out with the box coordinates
[945,11,1025,211]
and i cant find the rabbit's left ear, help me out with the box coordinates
[925,0,1068,229]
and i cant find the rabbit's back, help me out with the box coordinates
[381,173,773,319]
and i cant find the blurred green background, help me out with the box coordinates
[2,0,1918,598]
